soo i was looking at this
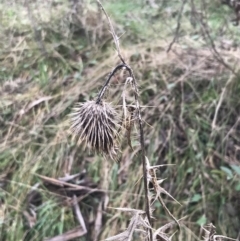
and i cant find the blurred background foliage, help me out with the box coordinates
[0,0,240,240]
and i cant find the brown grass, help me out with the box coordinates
[0,0,240,240]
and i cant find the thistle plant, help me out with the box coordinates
[69,1,239,241]
[70,17,155,241]
[70,1,179,241]
[69,0,180,239]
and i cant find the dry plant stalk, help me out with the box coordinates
[70,1,182,241]
[69,1,239,241]
[70,1,153,239]
[201,223,237,241]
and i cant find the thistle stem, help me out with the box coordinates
[96,64,126,104]
[96,64,153,241]
[126,67,153,241]
[96,1,152,239]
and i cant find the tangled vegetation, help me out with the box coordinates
[0,0,240,240]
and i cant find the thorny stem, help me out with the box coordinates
[96,64,153,241]
[97,0,126,64]
[97,1,153,240]
[127,68,153,236]
[96,64,126,104]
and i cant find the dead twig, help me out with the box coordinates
[193,0,238,76]
[211,75,234,134]
[97,0,125,64]
[167,0,187,53]
[72,195,87,233]
[44,226,86,241]
[96,1,153,240]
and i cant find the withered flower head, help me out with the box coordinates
[70,100,120,159]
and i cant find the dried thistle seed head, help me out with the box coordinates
[70,100,120,159]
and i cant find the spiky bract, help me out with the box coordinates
[70,100,120,159]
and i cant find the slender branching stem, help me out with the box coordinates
[96,63,153,241]
[125,68,153,241]
[96,64,126,104]
[97,0,126,64]
[96,1,153,240]
[128,70,153,231]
